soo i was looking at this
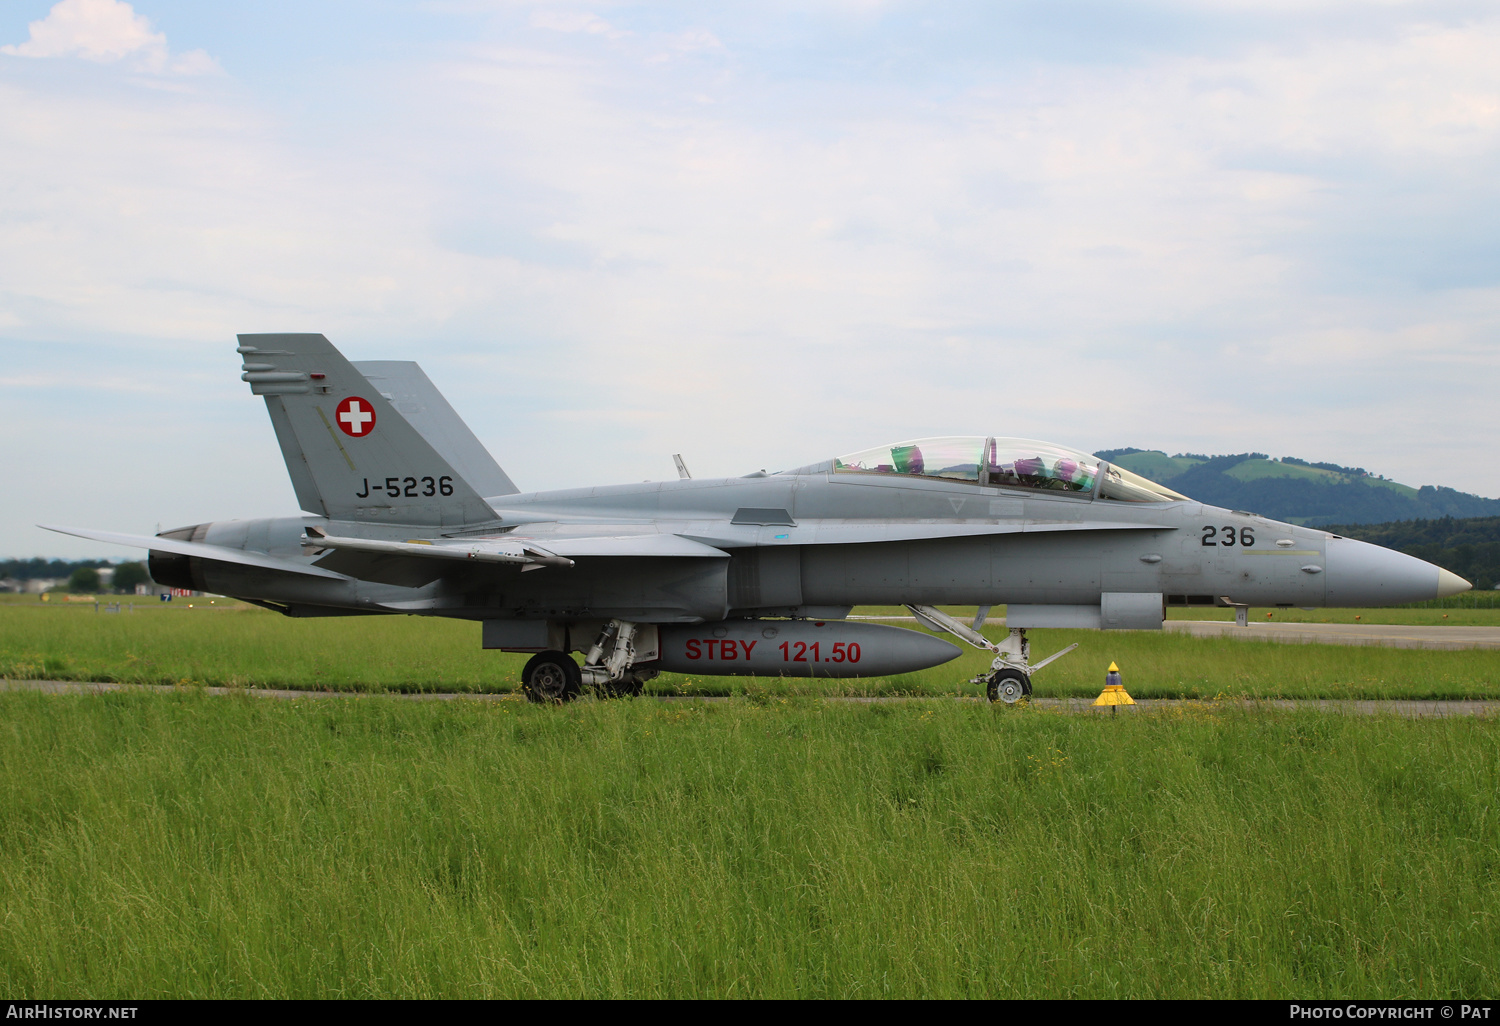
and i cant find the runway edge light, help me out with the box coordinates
[1094,661,1135,710]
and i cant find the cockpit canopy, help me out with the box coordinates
[833,436,1187,503]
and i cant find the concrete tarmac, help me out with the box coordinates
[1164,620,1500,651]
[853,615,1500,651]
[4,680,1497,717]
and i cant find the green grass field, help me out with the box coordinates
[2,599,1497,700]
[0,691,1495,998]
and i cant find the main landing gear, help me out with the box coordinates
[521,651,581,703]
[904,605,1078,705]
[520,619,658,703]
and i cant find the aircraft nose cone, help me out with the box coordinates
[1325,537,1466,606]
[1437,568,1472,599]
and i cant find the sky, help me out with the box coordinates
[3,0,1498,558]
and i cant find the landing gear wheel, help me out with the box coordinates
[600,667,657,699]
[522,651,582,704]
[987,668,1031,705]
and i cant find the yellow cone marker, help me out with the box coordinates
[1093,661,1135,710]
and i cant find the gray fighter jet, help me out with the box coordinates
[45,334,1472,703]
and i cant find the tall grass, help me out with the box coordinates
[0,692,1495,998]
[0,603,505,691]
[2,603,1498,699]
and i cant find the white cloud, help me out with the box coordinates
[529,11,623,37]
[0,373,175,394]
[644,26,726,65]
[2,0,162,61]
[664,27,724,53]
[415,14,1500,494]
[1,0,219,75]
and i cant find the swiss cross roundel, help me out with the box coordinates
[335,396,377,437]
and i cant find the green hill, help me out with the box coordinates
[1096,449,1500,526]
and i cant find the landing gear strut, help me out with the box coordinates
[904,605,1078,705]
[581,620,658,698]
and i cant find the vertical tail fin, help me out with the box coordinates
[351,360,518,499]
[238,333,499,528]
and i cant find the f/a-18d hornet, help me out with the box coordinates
[45,334,1471,703]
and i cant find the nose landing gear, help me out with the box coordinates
[986,667,1031,704]
[904,605,1079,705]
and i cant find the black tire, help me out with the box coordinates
[602,676,645,699]
[601,667,657,699]
[986,668,1031,704]
[522,651,582,704]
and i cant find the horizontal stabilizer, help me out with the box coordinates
[39,525,349,580]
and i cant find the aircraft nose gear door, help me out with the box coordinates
[904,605,1078,704]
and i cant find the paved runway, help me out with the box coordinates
[853,615,1500,651]
[1022,697,1500,717]
[1163,620,1500,651]
[4,680,1497,717]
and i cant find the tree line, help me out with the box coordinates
[1,559,151,594]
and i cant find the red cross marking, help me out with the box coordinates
[336,396,376,437]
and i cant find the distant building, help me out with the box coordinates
[23,579,60,594]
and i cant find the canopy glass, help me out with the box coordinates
[833,436,1188,503]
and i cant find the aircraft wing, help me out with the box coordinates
[305,529,729,587]
[487,520,1157,554]
[307,528,727,563]
[39,525,351,580]
[42,517,1167,592]
[678,518,1172,548]
[520,534,729,558]
[796,519,1170,544]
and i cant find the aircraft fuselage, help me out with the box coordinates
[148,467,1444,625]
